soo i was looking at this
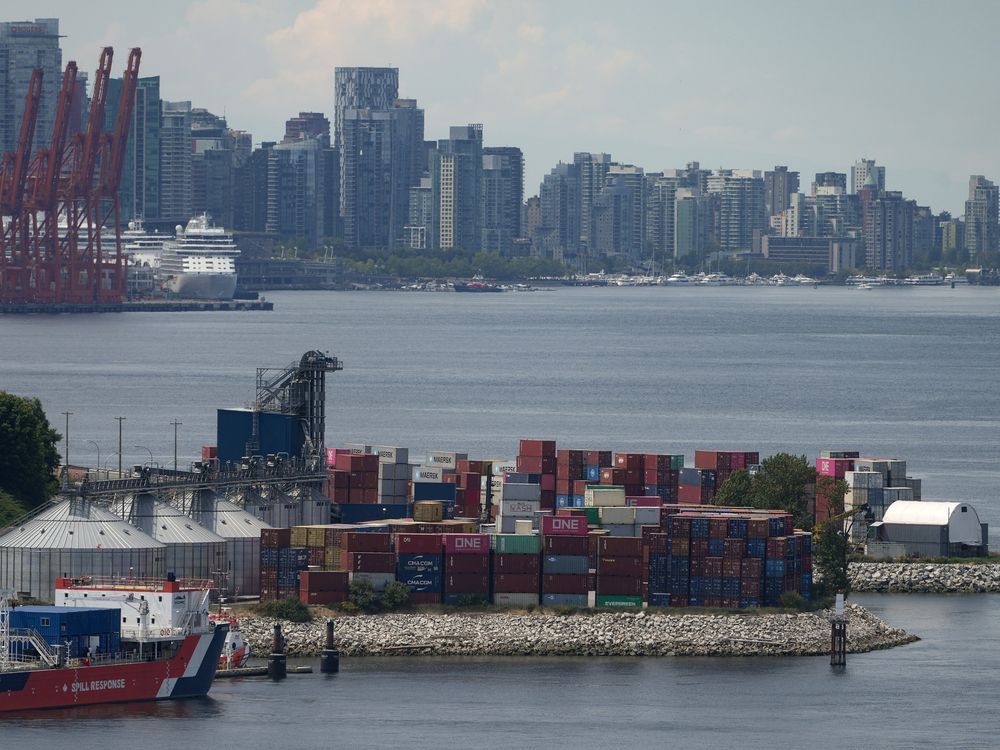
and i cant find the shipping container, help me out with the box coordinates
[595,594,643,609]
[494,592,539,607]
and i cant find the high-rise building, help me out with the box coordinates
[764,166,799,218]
[283,112,330,145]
[851,158,885,195]
[645,171,683,260]
[160,101,194,224]
[333,67,398,146]
[707,170,766,252]
[431,124,483,250]
[537,162,581,262]
[389,100,425,248]
[522,195,541,242]
[812,172,847,195]
[273,137,332,245]
[233,144,271,233]
[104,75,161,223]
[190,108,234,228]
[0,18,61,156]
[405,177,432,249]
[862,185,913,271]
[674,188,710,259]
[481,147,524,255]
[593,164,645,259]
[962,175,998,258]
[574,152,612,254]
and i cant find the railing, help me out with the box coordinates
[63,575,214,592]
[8,628,60,666]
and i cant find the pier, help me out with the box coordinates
[0,299,273,314]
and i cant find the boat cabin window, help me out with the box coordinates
[40,617,50,627]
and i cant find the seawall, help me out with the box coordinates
[850,562,1000,593]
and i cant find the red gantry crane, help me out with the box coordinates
[0,47,141,306]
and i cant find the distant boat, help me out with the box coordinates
[453,280,503,293]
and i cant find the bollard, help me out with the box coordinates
[268,622,287,680]
[830,619,847,667]
[320,618,340,674]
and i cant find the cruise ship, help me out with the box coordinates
[159,215,240,300]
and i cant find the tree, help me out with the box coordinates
[813,521,850,599]
[0,489,27,528]
[752,453,816,529]
[0,392,61,510]
[713,469,753,506]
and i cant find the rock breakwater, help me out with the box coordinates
[238,603,915,658]
[850,562,1000,593]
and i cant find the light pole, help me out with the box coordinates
[134,445,153,466]
[115,417,126,476]
[86,440,100,478]
[170,420,182,472]
[61,411,72,469]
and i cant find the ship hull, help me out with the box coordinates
[165,272,237,300]
[0,625,227,713]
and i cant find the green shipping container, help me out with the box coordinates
[596,595,643,609]
[671,455,684,470]
[492,534,541,554]
[583,507,601,526]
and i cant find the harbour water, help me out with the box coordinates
[1,285,999,744]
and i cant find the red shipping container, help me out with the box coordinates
[443,533,490,555]
[556,508,588,517]
[299,571,349,592]
[647,534,669,555]
[328,469,350,488]
[516,455,556,474]
[704,558,723,577]
[456,460,486,474]
[344,532,391,553]
[573,480,590,496]
[540,489,555,509]
[519,439,556,457]
[299,590,347,605]
[342,551,396,573]
[600,467,626,484]
[596,576,642,596]
[678,485,702,504]
[597,537,642,557]
[395,533,444,554]
[542,574,589,594]
[614,453,643,470]
[331,485,350,503]
[444,573,490,592]
[599,557,643,576]
[689,538,709,559]
[556,478,571,494]
[722,559,741,577]
[543,534,590,555]
[201,445,218,461]
[694,450,722,470]
[815,457,855,479]
[541,515,588,537]
[409,592,443,605]
[626,496,661,507]
[445,554,490,573]
[540,474,556,491]
[709,518,728,539]
[260,528,291,548]
[493,553,540,574]
[493,574,540,593]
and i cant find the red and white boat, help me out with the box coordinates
[0,575,227,712]
[209,607,252,669]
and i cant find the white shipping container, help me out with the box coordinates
[499,483,541,502]
[585,487,627,507]
[426,451,467,469]
[634,507,661,526]
[349,571,395,591]
[514,519,534,535]
[902,477,922,500]
[394,479,409,496]
[499,499,541,518]
[845,471,884,489]
[494,592,539,607]
[886,460,906,481]
[491,461,517,476]
[413,465,445,483]
[490,476,504,495]
[378,463,399,480]
[603,524,636,537]
[599,506,636,525]
[883,487,914,503]
[374,446,409,465]
[346,443,371,455]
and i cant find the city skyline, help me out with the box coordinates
[4,0,997,216]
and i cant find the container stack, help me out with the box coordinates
[442,533,491,604]
[646,530,671,606]
[396,532,444,604]
[342,531,395,591]
[843,470,885,541]
[298,571,349,605]
[331,451,379,504]
[539,515,589,607]
[455,459,489,519]
[611,452,647,497]
[642,453,683,503]
[677,468,716,503]
[595,536,643,608]
[374,446,410,505]
[412,463,458,513]
[555,449,589,508]
[763,531,813,607]
[517,440,557,509]
[260,528,287,601]
[815,456,856,521]
[495,478,541,533]
[492,532,541,607]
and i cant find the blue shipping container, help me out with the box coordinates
[398,571,443,592]
[412,482,457,502]
[338,504,409,524]
[585,466,600,482]
[572,495,586,507]
[540,593,588,607]
[397,554,443,574]
[648,592,671,607]
[542,555,589,575]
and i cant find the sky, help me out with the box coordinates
[8,0,999,214]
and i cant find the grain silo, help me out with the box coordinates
[111,493,228,584]
[0,498,165,602]
[189,490,271,597]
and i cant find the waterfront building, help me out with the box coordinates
[481,147,524,255]
[593,164,645,259]
[104,75,161,222]
[861,183,914,271]
[160,101,194,224]
[851,158,885,195]
[0,17,61,156]
[522,195,541,243]
[645,171,682,261]
[537,161,581,263]
[405,177,432,249]
[272,137,333,245]
[430,124,483,250]
[938,215,963,259]
[707,170,766,253]
[574,152,612,255]
[764,165,799,218]
[962,175,998,258]
[191,108,234,229]
[333,66,398,149]
[673,188,711,259]
[761,235,856,272]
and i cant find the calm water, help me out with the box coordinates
[2,286,1000,745]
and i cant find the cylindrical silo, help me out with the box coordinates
[189,490,271,597]
[0,498,166,602]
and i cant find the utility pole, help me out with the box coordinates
[115,416,126,477]
[60,411,72,469]
[170,420,182,472]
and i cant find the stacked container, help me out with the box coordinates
[612,452,647,497]
[694,450,759,500]
[815,456,856,522]
[492,533,541,607]
[642,453,683,503]
[496,479,541,533]
[396,532,444,604]
[540,515,589,607]
[298,570,349,605]
[455,459,490,519]
[844,470,885,544]
[677,468,717,504]
[517,440,557,509]
[555,449,589,508]
[329,452,379,504]
[260,528,289,601]
[342,531,395,591]
[442,533,490,604]
[374,446,410,505]
[596,536,643,608]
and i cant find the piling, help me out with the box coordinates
[320,618,340,674]
[830,619,847,667]
[268,622,287,680]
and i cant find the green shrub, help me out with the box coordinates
[380,581,411,611]
[453,593,488,607]
[780,591,807,611]
[348,579,378,613]
[254,597,312,622]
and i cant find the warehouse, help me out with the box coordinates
[869,501,988,558]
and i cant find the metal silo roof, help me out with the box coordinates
[0,499,165,550]
[196,497,272,539]
[111,495,227,544]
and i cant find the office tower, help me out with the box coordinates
[333,67,398,148]
[160,101,194,224]
[431,124,483,250]
[283,112,330,144]
[389,99,425,248]
[104,75,161,222]
[764,166,799,218]
[481,146,524,255]
[851,158,885,194]
[0,18,61,155]
[963,175,998,258]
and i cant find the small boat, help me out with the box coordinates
[453,280,503,293]
[210,607,252,669]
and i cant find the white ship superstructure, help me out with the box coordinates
[159,214,240,300]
